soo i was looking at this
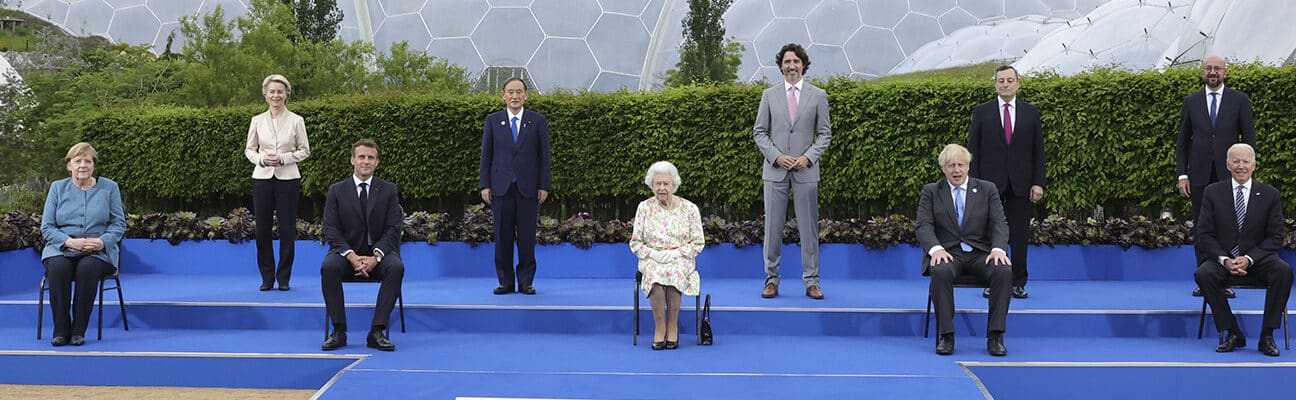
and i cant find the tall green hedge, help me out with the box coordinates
[78,65,1296,219]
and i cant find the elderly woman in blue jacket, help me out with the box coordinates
[40,142,127,347]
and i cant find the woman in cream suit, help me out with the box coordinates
[245,74,310,291]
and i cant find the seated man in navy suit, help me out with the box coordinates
[1194,143,1291,357]
[916,144,1013,356]
[321,139,405,351]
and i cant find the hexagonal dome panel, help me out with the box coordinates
[939,7,979,35]
[533,0,600,38]
[423,0,489,37]
[147,0,200,24]
[107,0,150,7]
[527,38,599,91]
[66,0,116,36]
[844,26,904,76]
[754,19,811,66]
[590,71,640,92]
[601,0,651,15]
[377,0,425,16]
[769,0,816,18]
[806,0,860,46]
[910,0,956,17]
[153,22,184,53]
[858,0,906,28]
[722,0,773,41]
[962,1,1006,19]
[428,38,486,77]
[374,14,432,53]
[488,0,532,6]
[893,13,942,54]
[472,8,544,66]
[1005,0,1052,18]
[805,45,849,77]
[587,13,649,74]
[198,0,249,19]
[109,6,162,46]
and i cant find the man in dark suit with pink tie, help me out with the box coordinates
[968,65,1046,300]
[480,78,552,295]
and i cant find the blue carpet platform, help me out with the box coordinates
[1,239,1293,399]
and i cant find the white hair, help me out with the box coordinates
[261,74,292,96]
[643,161,682,188]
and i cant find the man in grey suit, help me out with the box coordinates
[753,43,832,300]
[917,144,1013,356]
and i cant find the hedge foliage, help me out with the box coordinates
[77,65,1296,219]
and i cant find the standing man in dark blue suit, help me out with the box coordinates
[480,77,552,295]
[968,65,1045,300]
[321,139,404,352]
[1177,55,1255,298]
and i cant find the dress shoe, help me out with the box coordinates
[982,288,991,299]
[665,340,679,350]
[1258,336,1280,357]
[519,286,537,295]
[1225,288,1236,298]
[51,336,68,347]
[70,336,85,346]
[321,331,347,351]
[259,284,273,291]
[1012,286,1028,299]
[935,333,954,355]
[806,285,824,300]
[493,286,515,295]
[987,333,1007,357]
[277,285,291,291]
[651,341,666,351]
[1192,287,1202,296]
[761,283,778,298]
[1216,330,1246,352]
[367,331,396,351]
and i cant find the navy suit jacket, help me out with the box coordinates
[479,109,552,198]
[968,98,1046,196]
[1175,87,1256,184]
[915,177,1010,275]
[322,177,402,257]
[1195,179,1283,266]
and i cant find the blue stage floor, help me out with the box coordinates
[0,272,1292,399]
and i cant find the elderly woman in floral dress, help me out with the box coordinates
[630,161,704,350]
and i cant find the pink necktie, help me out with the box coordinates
[1002,103,1013,144]
[787,86,799,122]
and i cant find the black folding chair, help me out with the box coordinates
[920,254,989,341]
[1196,277,1290,350]
[633,271,702,345]
[38,258,129,341]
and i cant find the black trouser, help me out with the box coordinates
[1188,169,1219,264]
[1195,256,1293,333]
[253,178,300,287]
[43,255,114,338]
[1000,185,1032,288]
[492,182,538,289]
[321,252,405,330]
[930,248,1013,336]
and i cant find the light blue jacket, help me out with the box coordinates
[40,177,127,269]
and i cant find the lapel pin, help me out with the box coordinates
[972,188,978,193]
[500,120,506,126]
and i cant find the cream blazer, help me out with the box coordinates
[245,109,311,180]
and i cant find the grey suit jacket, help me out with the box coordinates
[915,177,1010,275]
[753,81,832,182]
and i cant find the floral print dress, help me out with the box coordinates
[630,196,704,297]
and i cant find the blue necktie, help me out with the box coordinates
[955,187,972,252]
[1209,92,1218,127]
[510,116,520,144]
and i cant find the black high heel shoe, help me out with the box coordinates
[664,340,679,350]
[651,341,666,350]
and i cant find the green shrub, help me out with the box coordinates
[74,65,1296,220]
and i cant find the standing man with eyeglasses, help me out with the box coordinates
[480,77,552,296]
[1177,55,1256,298]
